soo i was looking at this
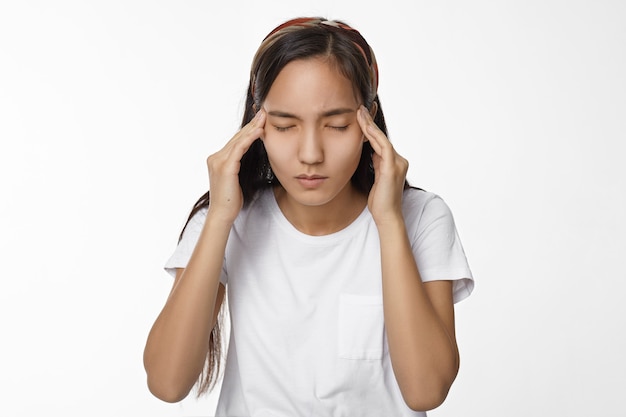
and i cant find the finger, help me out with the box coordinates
[357,106,390,157]
[224,109,266,156]
[208,110,266,173]
[238,109,266,143]
[371,152,382,173]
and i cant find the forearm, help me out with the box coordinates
[143,215,230,402]
[378,216,458,411]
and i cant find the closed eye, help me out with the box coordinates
[274,125,295,132]
[328,125,349,132]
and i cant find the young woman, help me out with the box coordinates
[144,17,474,416]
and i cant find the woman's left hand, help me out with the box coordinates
[357,105,409,226]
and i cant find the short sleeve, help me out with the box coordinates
[406,193,474,303]
[163,207,228,285]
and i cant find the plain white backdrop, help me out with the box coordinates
[1,1,625,416]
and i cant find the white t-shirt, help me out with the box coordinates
[165,187,474,416]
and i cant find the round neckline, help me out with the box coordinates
[264,189,371,245]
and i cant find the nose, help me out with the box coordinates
[297,128,324,165]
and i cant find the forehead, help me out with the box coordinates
[264,58,360,112]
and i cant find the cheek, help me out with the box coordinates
[262,135,293,166]
[327,137,364,163]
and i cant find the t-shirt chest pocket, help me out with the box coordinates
[338,294,385,360]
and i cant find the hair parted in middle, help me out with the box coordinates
[238,17,388,204]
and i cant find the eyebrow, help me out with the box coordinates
[267,108,356,120]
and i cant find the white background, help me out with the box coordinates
[1,1,625,416]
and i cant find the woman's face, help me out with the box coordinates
[261,58,365,209]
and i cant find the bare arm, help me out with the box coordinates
[143,225,228,402]
[358,106,459,411]
[378,219,459,411]
[143,110,266,402]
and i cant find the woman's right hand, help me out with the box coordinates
[145,113,265,400]
[205,110,266,224]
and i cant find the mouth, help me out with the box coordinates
[296,174,327,180]
[295,174,327,188]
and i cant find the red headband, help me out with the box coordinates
[256,17,379,95]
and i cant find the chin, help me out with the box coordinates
[278,186,336,207]
[291,192,336,207]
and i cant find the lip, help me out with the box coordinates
[295,174,327,189]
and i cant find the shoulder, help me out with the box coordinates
[188,205,208,227]
[402,188,474,301]
[401,187,450,219]
[401,187,459,239]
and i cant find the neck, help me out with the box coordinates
[273,185,367,236]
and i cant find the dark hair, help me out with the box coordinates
[182,17,406,395]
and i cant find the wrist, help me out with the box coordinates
[373,212,406,235]
[204,209,237,234]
